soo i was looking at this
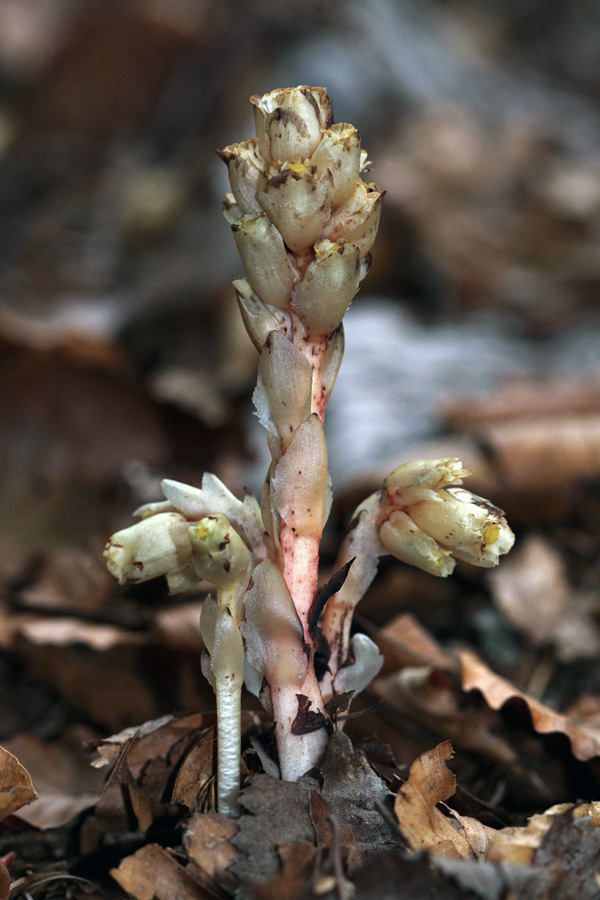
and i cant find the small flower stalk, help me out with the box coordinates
[104,88,515,813]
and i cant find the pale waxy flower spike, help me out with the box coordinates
[104,86,514,812]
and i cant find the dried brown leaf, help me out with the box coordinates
[111,844,212,900]
[461,651,600,761]
[488,801,600,864]
[475,413,600,493]
[375,613,456,674]
[393,741,495,860]
[372,667,517,764]
[3,730,103,829]
[444,376,600,428]
[171,728,216,810]
[230,774,316,888]
[489,535,600,662]
[0,744,38,820]
[309,789,362,871]
[184,811,240,897]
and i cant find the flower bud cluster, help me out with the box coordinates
[104,473,265,595]
[379,458,515,577]
[219,86,383,344]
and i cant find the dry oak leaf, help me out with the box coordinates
[0,745,38,820]
[488,801,600,865]
[460,651,600,761]
[112,844,212,900]
[184,811,240,898]
[394,741,496,860]
[489,534,600,663]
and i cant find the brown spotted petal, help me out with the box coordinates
[325,180,383,257]
[310,124,362,209]
[257,163,331,253]
[252,86,332,162]
[291,239,360,335]
[229,214,298,308]
[218,139,264,216]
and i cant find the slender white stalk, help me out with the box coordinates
[216,677,242,817]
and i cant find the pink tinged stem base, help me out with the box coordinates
[271,670,329,782]
[276,525,328,777]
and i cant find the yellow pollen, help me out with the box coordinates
[437,555,447,567]
[191,523,211,541]
[483,524,500,545]
[286,162,307,175]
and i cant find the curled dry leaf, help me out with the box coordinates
[460,651,600,761]
[371,666,517,765]
[374,612,457,675]
[0,744,38,820]
[184,812,240,898]
[488,801,600,865]
[112,843,212,900]
[2,730,104,829]
[393,741,496,860]
[489,534,600,663]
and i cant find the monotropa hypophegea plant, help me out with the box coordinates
[104,86,515,817]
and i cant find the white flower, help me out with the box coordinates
[380,458,515,576]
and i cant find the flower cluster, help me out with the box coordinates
[320,459,514,696]
[380,458,515,577]
[103,87,515,817]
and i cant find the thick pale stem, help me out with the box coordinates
[280,529,320,636]
[271,668,329,782]
[216,677,241,817]
[276,526,328,775]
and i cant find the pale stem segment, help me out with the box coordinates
[270,668,328,782]
[216,677,242,817]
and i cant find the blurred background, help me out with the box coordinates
[1,0,600,785]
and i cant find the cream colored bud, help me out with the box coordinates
[161,474,266,560]
[409,488,515,568]
[310,124,362,208]
[218,139,264,216]
[188,514,251,588]
[104,512,194,586]
[325,180,383,257]
[230,214,297,308]
[241,560,308,686]
[257,162,331,253]
[270,414,329,538]
[254,330,312,452]
[252,86,332,162]
[291,239,360,335]
[386,458,469,497]
[379,509,455,578]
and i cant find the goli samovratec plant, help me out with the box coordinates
[104,86,515,817]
